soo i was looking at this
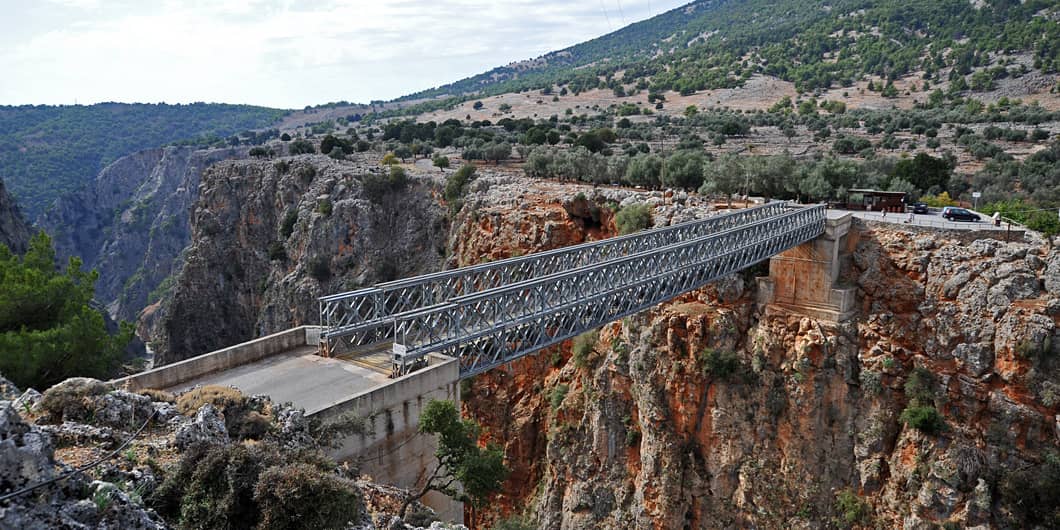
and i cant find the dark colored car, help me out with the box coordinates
[943,207,980,222]
[911,202,929,214]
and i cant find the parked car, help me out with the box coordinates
[943,207,981,222]
[911,202,929,214]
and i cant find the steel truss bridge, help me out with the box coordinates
[319,202,825,378]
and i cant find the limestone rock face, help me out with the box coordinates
[0,401,54,491]
[146,154,450,364]
[0,178,30,254]
[37,146,247,322]
[0,400,167,529]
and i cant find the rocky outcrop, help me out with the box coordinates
[37,146,246,321]
[449,175,716,267]
[0,374,461,530]
[0,399,168,529]
[0,178,30,254]
[147,154,449,365]
[462,219,1060,529]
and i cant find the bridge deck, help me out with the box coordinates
[165,345,389,414]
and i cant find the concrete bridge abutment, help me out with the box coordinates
[757,211,856,321]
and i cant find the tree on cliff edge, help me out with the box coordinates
[0,232,133,389]
[399,399,508,519]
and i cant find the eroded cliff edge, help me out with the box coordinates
[461,219,1060,529]
[145,155,450,365]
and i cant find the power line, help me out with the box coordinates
[599,0,613,31]
[614,0,627,25]
[0,410,157,505]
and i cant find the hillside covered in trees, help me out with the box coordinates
[397,0,1060,106]
[0,103,287,217]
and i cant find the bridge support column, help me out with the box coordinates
[308,353,464,523]
[757,211,856,321]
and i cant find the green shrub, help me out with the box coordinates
[309,257,331,282]
[834,487,870,527]
[571,330,598,369]
[279,210,298,239]
[550,350,564,368]
[288,139,315,155]
[615,203,653,235]
[360,166,409,204]
[267,241,286,261]
[444,164,477,207]
[151,442,344,529]
[999,451,1060,527]
[699,348,742,381]
[549,384,569,411]
[625,428,641,448]
[295,165,316,184]
[254,463,363,530]
[317,198,333,217]
[900,405,945,434]
[904,366,936,404]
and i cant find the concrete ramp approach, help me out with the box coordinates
[164,345,388,415]
[112,326,465,522]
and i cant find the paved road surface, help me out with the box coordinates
[166,346,390,414]
[834,209,1017,232]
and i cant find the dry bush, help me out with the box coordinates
[138,388,175,403]
[177,385,273,440]
[176,385,245,415]
[254,463,363,530]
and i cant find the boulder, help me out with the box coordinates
[174,404,229,450]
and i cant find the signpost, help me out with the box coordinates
[972,191,981,210]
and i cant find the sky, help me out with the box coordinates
[0,0,689,109]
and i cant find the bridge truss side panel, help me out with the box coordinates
[393,205,826,377]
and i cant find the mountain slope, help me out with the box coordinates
[399,0,1060,102]
[37,146,248,322]
[0,103,287,217]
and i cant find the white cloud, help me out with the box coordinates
[0,0,688,108]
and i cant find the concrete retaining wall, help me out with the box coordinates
[309,354,462,522]
[111,326,322,391]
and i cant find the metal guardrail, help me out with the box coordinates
[319,202,793,355]
[854,210,1023,232]
[390,205,825,377]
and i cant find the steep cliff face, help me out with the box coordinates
[464,221,1060,529]
[147,155,449,365]
[448,176,716,267]
[37,146,246,321]
[0,177,30,253]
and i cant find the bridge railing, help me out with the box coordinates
[391,204,825,376]
[319,202,792,354]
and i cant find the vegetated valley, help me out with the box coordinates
[2,0,1060,529]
